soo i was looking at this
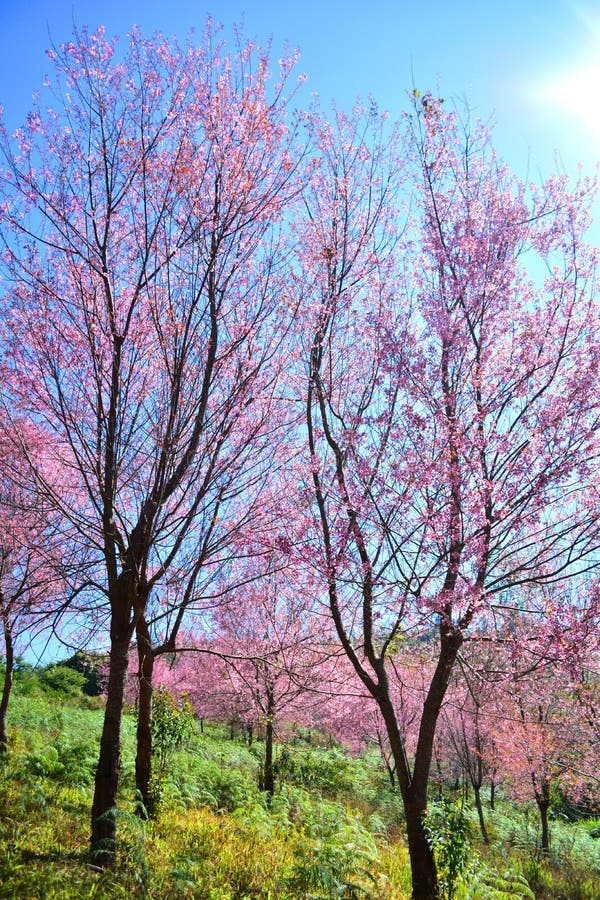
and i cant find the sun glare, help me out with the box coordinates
[529,13,600,156]
[531,57,600,152]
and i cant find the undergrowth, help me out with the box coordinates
[0,687,599,898]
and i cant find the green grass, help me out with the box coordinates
[0,687,599,898]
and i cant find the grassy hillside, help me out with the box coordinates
[0,678,599,898]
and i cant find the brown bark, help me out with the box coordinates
[135,616,155,817]
[376,731,396,788]
[263,688,275,803]
[465,720,489,843]
[405,797,440,900]
[473,783,489,844]
[0,616,14,753]
[90,630,131,865]
[377,692,438,899]
[376,627,463,899]
[535,778,551,855]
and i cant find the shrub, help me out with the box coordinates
[38,664,86,698]
[165,755,258,812]
[18,738,96,787]
[151,687,195,775]
[424,796,477,900]
[275,744,376,801]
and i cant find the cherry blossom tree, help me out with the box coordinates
[0,25,303,862]
[494,660,590,851]
[548,584,600,777]
[296,94,600,898]
[151,557,334,801]
[487,598,600,851]
[440,661,500,842]
[213,566,331,799]
[0,420,70,752]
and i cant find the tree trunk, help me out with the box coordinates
[135,616,155,817]
[535,779,551,855]
[90,633,130,865]
[377,694,440,899]
[490,778,495,810]
[405,795,440,900]
[386,761,396,789]
[471,737,488,843]
[377,732,396,788]
[376,626,463,899]
[264,691,275,803]
[0,619,14,754]
[538,799,550,854]
[473,783,489,843]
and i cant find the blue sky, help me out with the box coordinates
[1,0,599,180]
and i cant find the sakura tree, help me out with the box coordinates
[296,94,600,898]
[216,566,334,798]
[493,657,594,851]
[0,25,303,861]
[547,582,600,772]
[156,556,334,801]
[440,660,501,842]
[0,419,70,752]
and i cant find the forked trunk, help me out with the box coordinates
[135,617,155,817]
[0,620,14,753]
[377,695,440,899]
[376,628,463,899]
[90,633,130,865]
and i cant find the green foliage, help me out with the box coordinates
[424,796,477,900]
[467,864,535,899]
[151,686,195,775]
[2,658,104,709]
[61,651,106,697]
[112,806,151,895]
[276,744,355,795]
[281,790,380,899]
[18,739,96,787]
[9,661,44,697]
[274,743,391,814]
[584,817,600,839]
[38,664,87,698]
[167,754,259,812]
[1,692,600,899]
[521,854,600,900]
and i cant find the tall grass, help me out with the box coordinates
[0,682,599,898]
